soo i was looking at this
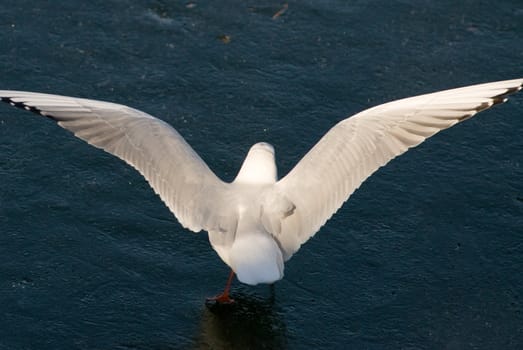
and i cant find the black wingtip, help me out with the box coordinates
[487,83,523,109]
[0,96,54,120]
[458,81,522,121]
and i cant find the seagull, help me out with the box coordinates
[1,78,522,304]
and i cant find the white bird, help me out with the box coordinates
[1,78,522,304]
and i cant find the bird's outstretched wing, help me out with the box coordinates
[272,78,523,258]
[0,91,236,234]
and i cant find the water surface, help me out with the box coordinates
[0,1,522,349]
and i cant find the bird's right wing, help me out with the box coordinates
[270,78,523,259]
[0,91,237,234]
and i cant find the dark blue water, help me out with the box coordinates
[1,1,522,349]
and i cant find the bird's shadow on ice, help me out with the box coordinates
[193,291,287,349]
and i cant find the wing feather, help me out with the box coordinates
[273,78,523,259]
[0,91,233,233]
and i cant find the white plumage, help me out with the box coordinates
[1,78,521,286]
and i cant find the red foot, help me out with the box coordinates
[206,269,236,304]
[206,292,235,304]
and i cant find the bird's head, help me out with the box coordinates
[233,142,277,184]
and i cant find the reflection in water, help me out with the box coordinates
[193,290,287,349]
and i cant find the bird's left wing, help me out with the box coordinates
[269,78,523,259]
[0,91,237,234]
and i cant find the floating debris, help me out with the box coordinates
[186,2,197,9]
[272,3,288,19]
[217,34,231,44]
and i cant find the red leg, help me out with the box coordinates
[207,269,235,304]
